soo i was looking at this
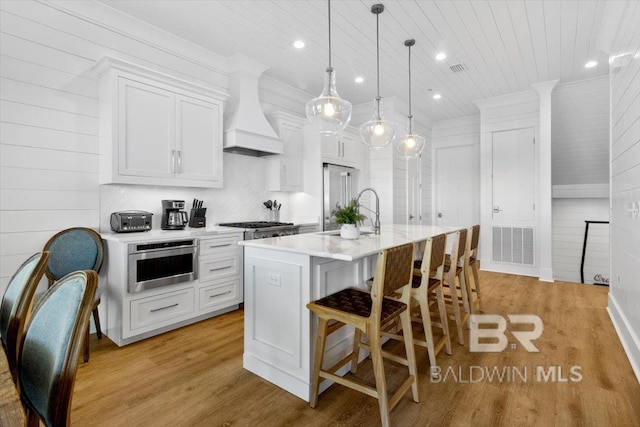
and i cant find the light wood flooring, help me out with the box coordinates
[72,271,640,426]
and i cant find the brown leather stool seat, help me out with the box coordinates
[312,287,406,324]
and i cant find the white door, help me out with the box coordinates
[491,128,535,223]
[175,95,222,184]
[407,157,420,225]
[281,122,304,191]
[435,144,479,227]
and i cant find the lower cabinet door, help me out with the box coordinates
[130,288,194,331]
[199,278,241,312]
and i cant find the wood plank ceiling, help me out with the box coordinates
[99,0,621,123]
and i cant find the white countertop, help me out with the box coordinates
[100,226,243,243]
[239,224,461,261]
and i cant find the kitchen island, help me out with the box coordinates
[240,224,459,401]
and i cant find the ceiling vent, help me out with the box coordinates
[449,63,467,73]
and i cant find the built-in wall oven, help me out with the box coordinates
[128,239,198,293]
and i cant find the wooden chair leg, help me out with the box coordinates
[435,286,452,356]
[418,295,438,368]
[310,317,329,408]
[458,271,471,314]
[368,332,390,427]
[350,328,362,374]
[83,322,90,363]
[471,262,483,312]
[399,308,419,402]
[464,266,475,314]
[93,305,102,339]
[446,273,465,346]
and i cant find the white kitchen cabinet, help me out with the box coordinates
[197,234,243,314]
[94,57,227,188]
[320,126,357,168]
[265,112,304,192]
[101,230,243,346]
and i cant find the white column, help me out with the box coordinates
[532,80,558,282]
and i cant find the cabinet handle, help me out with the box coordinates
[177,150,182,173]
[171,149,176,173]
[210,290,232,299]
[208,243,232,249]
[150,303,178,313]
[209,266,231,272]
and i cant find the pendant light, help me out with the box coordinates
[394,39,425,158]
[306,0,352,135]
[359,4,397,150]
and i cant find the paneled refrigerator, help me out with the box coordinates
[323,163,358,231]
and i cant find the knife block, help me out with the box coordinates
[188,208,206,228]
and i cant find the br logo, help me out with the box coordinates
[469,314,543,352]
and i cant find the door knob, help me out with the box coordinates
[493,206,502,213]
[409,214,415,220]
[437,213,443,218]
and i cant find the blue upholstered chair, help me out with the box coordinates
[18,270,97,427]
[0,252,50,382]
[43,227,104,362]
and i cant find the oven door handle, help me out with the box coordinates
[128,246,197,259]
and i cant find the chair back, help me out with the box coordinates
[451,229,468,269]
[421,233,447,280]
[43,228,103,285]
[18,270,97,427]
[469,224,480,258]
[370,243,414,318]
[0,252,50,382]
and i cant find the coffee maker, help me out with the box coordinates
[161,200,189,230]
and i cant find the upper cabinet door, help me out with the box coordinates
[175,95,223,185]
[339,132,356,166]
[280,121,304,191]
[118,78,175,178]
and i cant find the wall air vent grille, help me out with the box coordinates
[492,226,535,265]
[449,63,467,73]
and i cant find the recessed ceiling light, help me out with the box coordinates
[293,40,305,49]
[355,76,364,83]
[585,60,598,68]
[433,94,442,100]
[435,52,447,61]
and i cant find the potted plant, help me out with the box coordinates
[332,199,366,239]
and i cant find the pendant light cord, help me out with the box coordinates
[328,0,332,69]
[408,42,412,133]
[376,12,380,100]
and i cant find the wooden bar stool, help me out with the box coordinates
[463,224,483,313]
[307,243,418,427]
[442,228,469,345]
[402,233,451,372]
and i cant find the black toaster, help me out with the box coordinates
[110,211,153,233]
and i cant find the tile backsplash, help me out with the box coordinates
[99,153,291,231]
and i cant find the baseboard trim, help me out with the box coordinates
[607,293,640,384]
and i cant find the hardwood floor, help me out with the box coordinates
[72,271,640,426]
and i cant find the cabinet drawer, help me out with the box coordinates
[199,279,241,311]
[199,255,241,282]
[200,235,242,256]
[130,288,194,331]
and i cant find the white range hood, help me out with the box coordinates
[223,55,283,156]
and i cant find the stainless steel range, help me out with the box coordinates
[218,221,299,240]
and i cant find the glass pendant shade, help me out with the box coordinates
[393,38,425,158]
[306,67,352,135]
[359,98,397,149]
[394,130,425,158]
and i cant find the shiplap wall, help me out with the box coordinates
[0,0,310,294]
[552,76,610,185]
[608,1,640,382]
[550,77,610,283]
[552,199,610,283]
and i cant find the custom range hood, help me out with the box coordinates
[223,55,283,156]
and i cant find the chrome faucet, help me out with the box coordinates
[356,188,381,235]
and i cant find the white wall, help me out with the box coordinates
[607,1,640,383]
[0,0,309,293]
[552,76,610,185]
[550,77,610,283]
[552,199,610,283]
